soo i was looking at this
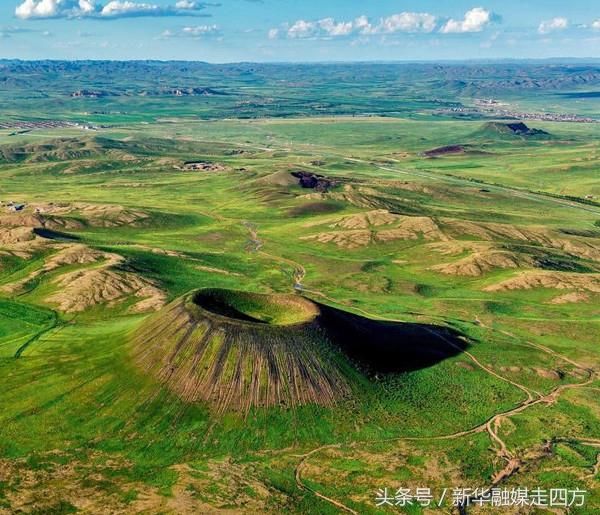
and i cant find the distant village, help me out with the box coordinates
[0,120,100,131]
[438,99,596,123]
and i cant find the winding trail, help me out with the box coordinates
[242,221,263,252]
[291,299,598,514]
[14,311,59,358]
[242,221,307,290]
[259,250,306,290]
[219,136,600,512]
[295,444,359,515]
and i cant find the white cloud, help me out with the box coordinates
[287,20,316,39]
[538,17,569,34]
[317,17,354,37]
[440,7,492,33]
[160,24,220,39]
[101,1,160,16]
[591,19,600,31]
[378,12,437,34]
[182,24,219,36]
[353,15,374,35]
[175,0,201,7]
[15,0,209,19]
[16,0,63,18]
[79,0,95,13]
[278,12,438,40]
[273,10,500,40]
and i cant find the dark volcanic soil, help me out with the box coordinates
[291,171,338,192]
[423,145,466,157]
[483,121,550,137]
[317,303,468,374]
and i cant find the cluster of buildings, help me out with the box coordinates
[439,100,596,123]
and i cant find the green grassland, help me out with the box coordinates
[0,62,599,513]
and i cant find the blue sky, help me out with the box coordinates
[0,1,598,61]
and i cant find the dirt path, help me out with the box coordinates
[14,310,59,358]
[589,453,600,479]
[259,249,306,290]
[494,327,592,371]
[423,326,540,401]
[294,365,596,514]
[294,445,359,515]
[243,221,307,291]
[291,297,597,514]
[243,221,263,252]
[572,437,600,446]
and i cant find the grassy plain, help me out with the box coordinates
[0,62,598,514]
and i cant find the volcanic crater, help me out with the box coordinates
[132,288,467,414]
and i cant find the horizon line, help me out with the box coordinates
[1,57,600,65]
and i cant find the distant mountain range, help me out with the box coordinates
[1,60,599,95]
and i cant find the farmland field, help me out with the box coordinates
[0,61,599,514]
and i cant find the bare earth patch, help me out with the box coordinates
[0,211,83,231]
[376,216,448,242]
[0,226,47,258]
[550,291,592,304]
[432,249,530,277]
[0,202,165,312]
[44,244,110,271]
[427,240,484,256]
[331,209,400,229]
[484,271,600,293]
[0,226,36,245]
[1,239,166,313]
[442,219,600,262]
[302,229,373,249]
[0,213,77,257]
[48,267,166,313]
[26,202,149,228]
[1,244,119,295]
[69,202,149,227]
[534,368,562,380]
[302,211,447,248]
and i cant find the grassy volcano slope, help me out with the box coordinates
[132,288,467,415]
[475,121,552,140]
[132,289,350,414]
